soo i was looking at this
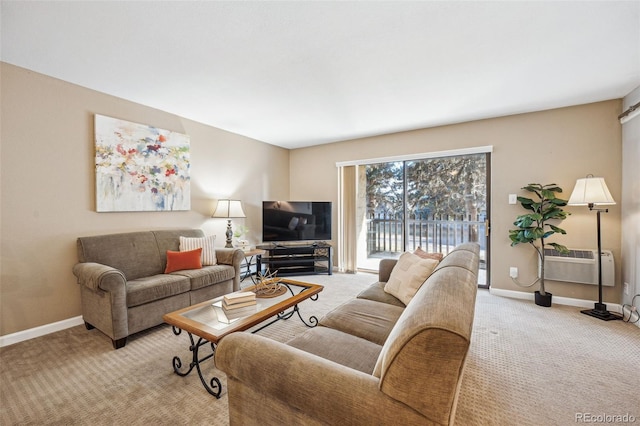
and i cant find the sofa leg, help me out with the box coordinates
[113,337,127,349]
[84,321,95,330]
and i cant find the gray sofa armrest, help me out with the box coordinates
[215,248,244,291]
[73,262,129,346]
[216,333,427,425]
[378,258,398,283]
[72,262,126,292]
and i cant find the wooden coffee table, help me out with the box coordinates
[163,278,323,397]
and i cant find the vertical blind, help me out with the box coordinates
[338,165,357,272]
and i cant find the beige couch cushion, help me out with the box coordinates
[286,326,383,374]
[384,251,438,305]
[171,264,235,291]
[319,298,404,345]
[126,274,190,308]
[357,281,406,307]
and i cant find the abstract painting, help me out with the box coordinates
[95,114,191,212]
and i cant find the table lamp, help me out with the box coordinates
[212,199,246,248]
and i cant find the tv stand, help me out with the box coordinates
[256,242,332,276]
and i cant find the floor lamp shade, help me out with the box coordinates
[567,176,616,207]
[567,176,620,321]
[212,200,246,248]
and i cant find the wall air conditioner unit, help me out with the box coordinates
[539,248,614,287]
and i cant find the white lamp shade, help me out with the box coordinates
[567,177,616,206]
[212,199,246,218]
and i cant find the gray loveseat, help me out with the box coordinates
[72,229,243,349]
[216,242,479,425]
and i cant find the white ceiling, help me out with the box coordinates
[2,1,639,149]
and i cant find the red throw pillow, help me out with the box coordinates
[165,248,203,273]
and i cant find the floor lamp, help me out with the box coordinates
[212,199,246,248]
[568,175,621,321]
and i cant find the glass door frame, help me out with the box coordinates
[342,147,492,288]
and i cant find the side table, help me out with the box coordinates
[240,248,265,284]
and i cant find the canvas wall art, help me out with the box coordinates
[95,114,191,212]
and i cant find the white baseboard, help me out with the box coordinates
[489,288,624,312]
[0,316,84,348]
[489,288,640,328]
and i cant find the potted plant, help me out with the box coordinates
[508,183,570,307]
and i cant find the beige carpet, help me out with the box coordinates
[1,272,638,425]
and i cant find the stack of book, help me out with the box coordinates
[221,291,257,320]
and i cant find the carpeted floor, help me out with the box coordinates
[1,272,638,425]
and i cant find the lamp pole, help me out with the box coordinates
[568,175,619,321]
[580,204,620,320]
[592,204,605,312]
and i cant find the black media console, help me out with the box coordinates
[256,243,333,276]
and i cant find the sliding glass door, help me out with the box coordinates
[359,152,490,287]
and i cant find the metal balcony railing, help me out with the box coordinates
[366,213,486,256]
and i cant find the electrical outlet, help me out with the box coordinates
[509,194,517,205]
[624,282,629,295]
[510,267,518,278]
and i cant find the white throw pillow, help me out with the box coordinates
[384,251,438,305]
[180,235,217,266]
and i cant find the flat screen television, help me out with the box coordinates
[262,201,332,243]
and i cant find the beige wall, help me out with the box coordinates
[290,100,623,303]
[0,61,628,338]
[0,63,290,336]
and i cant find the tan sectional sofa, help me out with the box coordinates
[216,242,480,425]
[72,229,243,349]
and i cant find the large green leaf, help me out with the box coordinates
[517,196,535,211]
[542,205,570,220]
[523,228,545,240]
[542,207,565,220]
[522,186,542,199]
[549,224,566,234]
[548,242,569,254]
[509,228,536,245]
[513,214,542,228]
[541,189,556,199]
[550,210,569,220]
[530,202,542,212]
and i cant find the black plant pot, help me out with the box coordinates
[534,291,552,307]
